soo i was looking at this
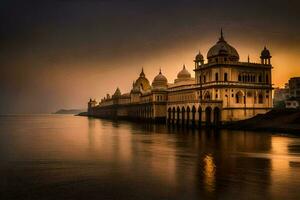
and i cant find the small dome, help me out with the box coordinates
[152,69,168,89]
[260,46,271,58]
[207,29,239,61]
[132,68,151,92]
[112,87,121,97]
[195,51,204,61]
[177,65,191,79]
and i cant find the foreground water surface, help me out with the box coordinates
[1,115,300,199]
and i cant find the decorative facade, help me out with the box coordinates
[88,30,273,126]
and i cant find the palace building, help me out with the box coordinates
[88,30,273,126]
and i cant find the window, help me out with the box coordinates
[215,73,219,81]
[259,75,262,83]
[215,94,218,99]
[224,73,228,81]
[236,91,243,104]
[266,74,269,83]
[238,75,241,81]
[258,94,263,104]
[203,76,206,83]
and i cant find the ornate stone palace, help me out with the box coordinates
[88,30,273,126]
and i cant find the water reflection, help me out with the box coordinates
[1,115,300,199]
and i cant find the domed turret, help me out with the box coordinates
[152,69,168,90]
[112,87,121,98]
[207,29,239,62]
[260,46,272,64]
[194,51,204,68]
[177,65,191,79]
[132,68,151,93]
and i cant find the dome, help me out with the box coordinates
[260,46,271,58]
[112,87,121,97]
[132,68,151,92]
[152,69,168,89]
[207,30,239,61]
[177,65,191,79]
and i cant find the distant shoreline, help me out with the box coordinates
[54,109,85,115]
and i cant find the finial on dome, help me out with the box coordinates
[140,67,145,77]
[183,64,186,69]
[159,67,162,74]
[247,55,250,63]
[220,28,224,41]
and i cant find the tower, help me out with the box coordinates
[194,51,204,69]
[260,46,272,65]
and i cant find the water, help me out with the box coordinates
[1,115,300,200]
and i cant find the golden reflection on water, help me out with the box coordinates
[203,154,216,193]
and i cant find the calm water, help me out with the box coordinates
[1,115,300,200]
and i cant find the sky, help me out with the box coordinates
[1,0,300,114]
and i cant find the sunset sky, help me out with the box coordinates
[1,0,300,114]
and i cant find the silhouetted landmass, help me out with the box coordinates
[54,109,85,115]
[77,112,88,116]
[225,109,300,134]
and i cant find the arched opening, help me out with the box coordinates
[213,107,221,127]
[186,106,190,127]
[168,108,171,124]
[238,74,242,81]
[198,106,202,127]
[205,107,212,126]
[176,107,180,125]
[181,107,185,126]
[192,106,196,127]
[258,93,264,104]
[235,91,243,104]
[215,73,219,81]
[204,92,211,100]
[224,73,228,81]
[172,107,176,124]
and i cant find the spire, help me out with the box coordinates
[159,67,162,74]
[247,55,250,63]
[183,64,186,69]
[140,67,145,77]
[220,28,224,41]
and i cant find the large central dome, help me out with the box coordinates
[207,30,239,61]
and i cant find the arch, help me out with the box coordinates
[192,106,196,127]
[172,107,176,124]
[186,106,190,127]
[168,107,171,124]
[176,107,180,124]
[205,107,212,126]
[198,106,202,127]
[235,91,243,104]
[204,92,211,100]
[213,107,221,126]
[224,73,228,81]
[181,107,186,126]
[258,93,264,104]
[258,75,262,83]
